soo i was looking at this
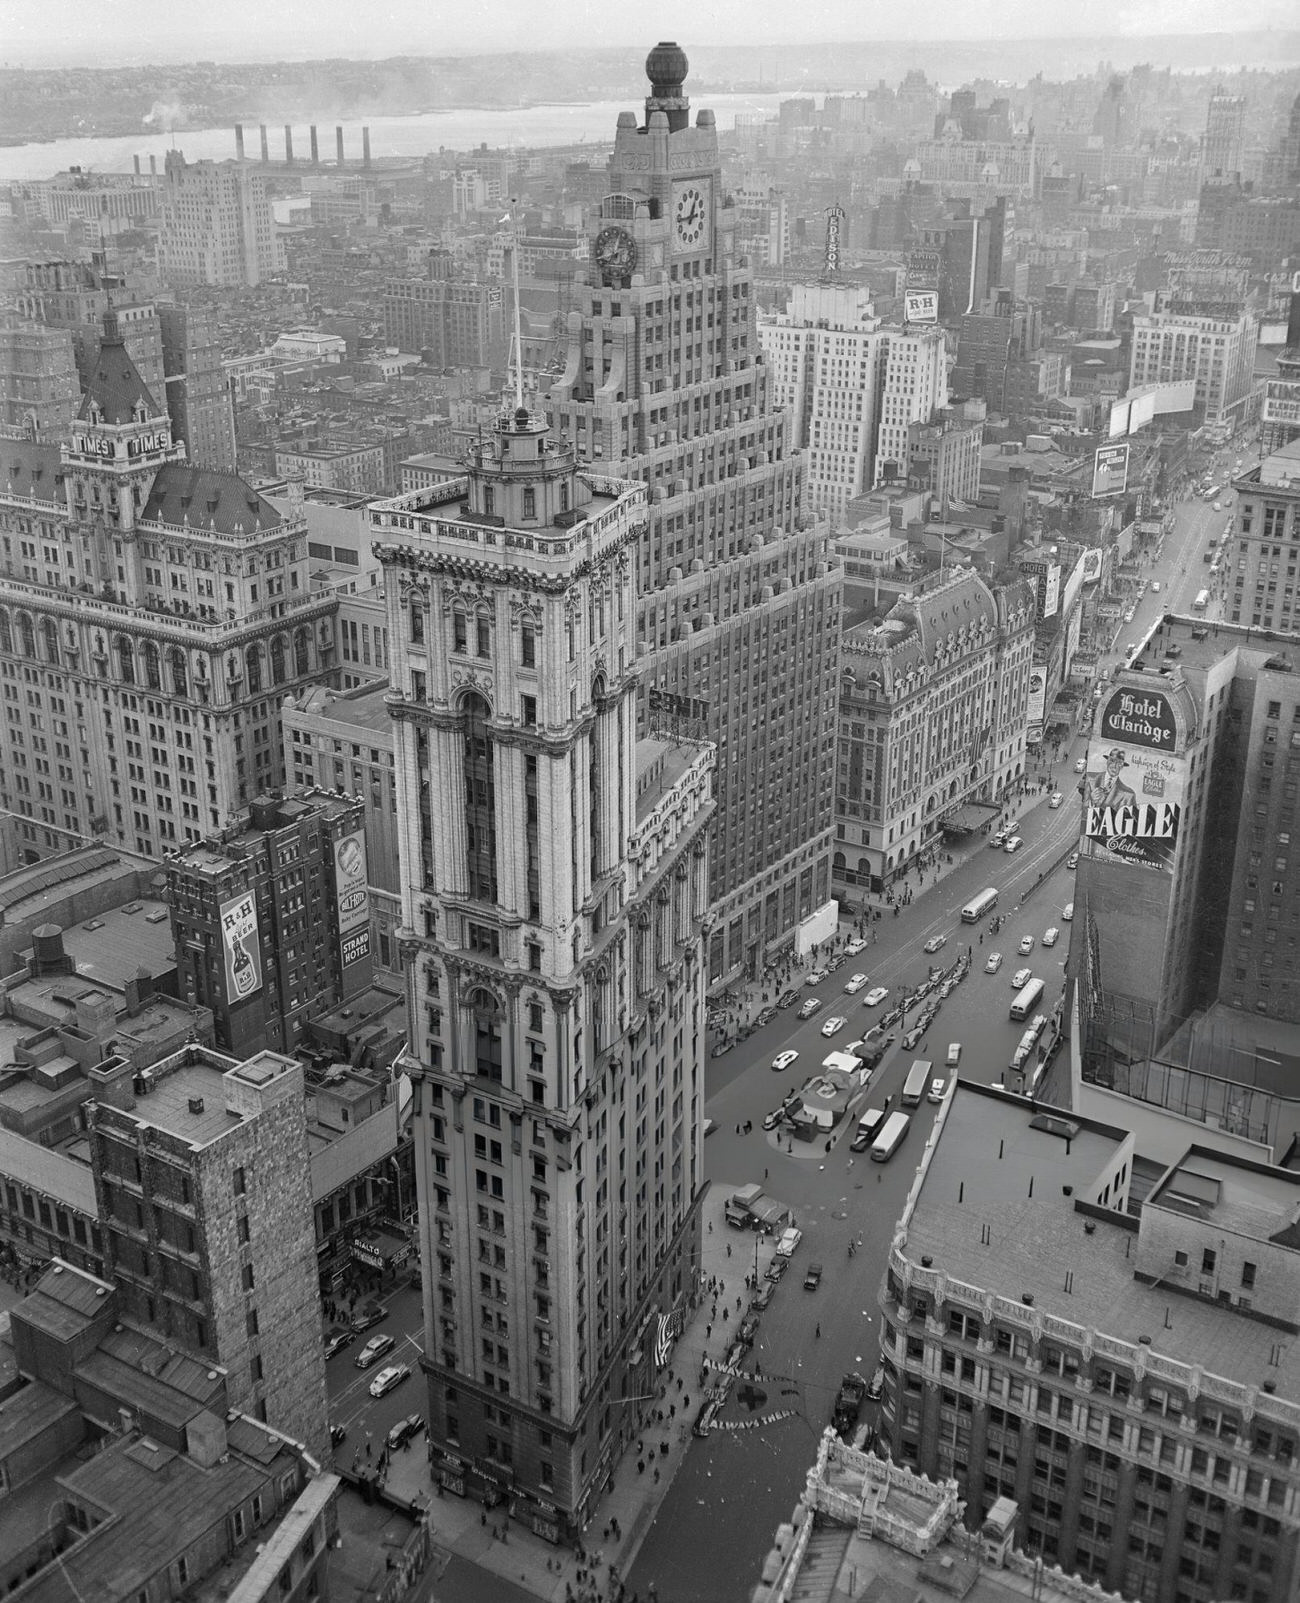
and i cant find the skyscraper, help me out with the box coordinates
[158,151,284,288]
[875,324,948,484]
[157,303,238,473]
[372,401,714,1538]
[1203,90,1247,182]
[547,43,841,978]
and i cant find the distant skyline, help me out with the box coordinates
[0,0,1296,69]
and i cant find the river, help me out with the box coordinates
[0,94,790,183]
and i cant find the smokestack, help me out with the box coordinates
[310,125,319,166]
[149,154,157,177]
[363,126,371,168]
[336,125,344,166]
[284,125,293,164]
[259,124,269,163]
[133,154,141,175]
[235,123,245,161]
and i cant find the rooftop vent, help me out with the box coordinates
[187,1096,205,1115]
[1029,1113,1080,1141]
[1022,1293,1034,1306]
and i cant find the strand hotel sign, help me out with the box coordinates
[1083,687,1183,872]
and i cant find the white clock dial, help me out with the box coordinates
[673,184,707,251]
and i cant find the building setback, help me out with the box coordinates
[371,392,714,1539]
[546,43,840,980]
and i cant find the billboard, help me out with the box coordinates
[1081,548,1104,584]
[1092,442,1129,498]
[1263,377,1300,428]
[1083,686,1183,872]
[1041,563,1061,619]
[334,830,372,968]
[221,892,263,1001]
[1129,389,1156,433]
[1098,685,1178,753]
[1107,398,1130,439]
[1026,669,1046,746]
[903,289,939,324]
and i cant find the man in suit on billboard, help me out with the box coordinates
[1087,748,1138,811]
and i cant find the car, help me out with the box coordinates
[350,1302,386,1333]
[797,997,823,1020]
[692,1397,724,1438]
[1048,791,1063,809]
[775,1226,803,1258]
[851,1109,885,1151]
[821,1015,847,1037]
[867,1365,886,1401]
[862,986,889,1008]
[710,1039,734,1058]
[902,1024,926,1050]
[751,1280,775,1311]
[354,1333,396,1369]
[826,954,848,974]
[1043,926,1060,948]
[803,1262,824,1290]
[387,1413,424,1451]
[1066,852,1079,870]
[777,989,800,1010]
[928,1077,948,1104]
[1074,757,1087,773]
[1004,836,1024,853]
[844,972,869,994]
[737,1314,760,1347]
[938,979,954,999]
[803,969,827,988]
[984,951,1003,974]
[1018,935,1035,955]
[1012,967,1033,989]
[329,1422,347,1447]
[324,1328,353,1360]
[845,937,868,956]
[923,933,948,954]
[772,1049,800,1073]
[946,1042,962,1066]
[369,1363,411,1399]
[1126,643,1137,656]
[989,830,1008,848]
[833,1372,867,1431]
[755,1005,777,1027]
[1062,902,1074,921]
[765,1255,788,1283]
[762,1107,787,1131]
[1151,580,1162,593]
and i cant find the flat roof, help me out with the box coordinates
[54,901,174,990]
[289,682,393,737]
[0,1380,80,1462]
[1149,1148,1300,1241]
[903,1084,1300,1401]
[634,737,708,825]
[1142,613,1299,674]
[130,1060,240,1146]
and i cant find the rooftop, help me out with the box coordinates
[53,900,175,991]
[902,1083,1300,1402]
[141,463,284,538]
[288,681,393,738]
[128,1057,241,1146]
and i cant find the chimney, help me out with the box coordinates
[87,1054,135,1112]
[149,155,157,177]
[362,126,371,167]
[284,125,294,164]
[259,124,269,164]
[235,124,245,161]
[336,125,345,166]
[310,125,319,166]
[133,154,141,176]
[123,966,155,1014]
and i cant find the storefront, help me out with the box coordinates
[434,1452,466,1497]
[349,1228,412,1286]
[511,1492,562,1544]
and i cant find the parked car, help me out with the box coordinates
[928,1078,948,1104]
[755,1005,777,1027]
[1012,967,1033,989]
[990,830,1008,848]
[923,933,948,954]
[350,1302,386,1333]
[324,1328,353,1360]
[775,1226,803,1258]
[1048,791,1063,809]
[751,1280,775,1311]
[797,997,823,1020]
[692,1396,724,1438]
[368,1363,411,1399]
[1066,852,1079,870]
[737,1314,760,1347]
[772,1049,800,1072]
[1043,927,1060,947]
[765,1255,788,1283]
[1062,903,1074,921]
[387,1413,424,1451]
[1151,580,1162,593]
[984,951,1003,974]
[777,989,800,1010]
[826,954,848,973]
[710,1039,734,1058]
[1018,935,1035,954]
[821,1015,847,1037]
[762,1107,787,1131]
[851,1109,885,1151]
[803,1262,824,1290]
[1004,836,1024,854]
[902,1024,926,1050]
[355,1334,396,1370]
[867,1365,886,1400]
[946,1042,962,1066]
[1074,757,1087,773]
[863,986,889,1007]
[845,937,868,956]
[803,969,827,988]
[844,972,869,994]
[938,979,954,999]
[833,1372,867,1431]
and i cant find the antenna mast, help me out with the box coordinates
[509,200,525,411]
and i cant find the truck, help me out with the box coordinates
[724,1183,765,1229]
[901,1058,932,1107]
[832,1372,867,1433]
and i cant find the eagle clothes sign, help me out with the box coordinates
[1084,687,1183,871]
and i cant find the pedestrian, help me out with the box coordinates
[815,1323,821,1338]
[708,1220,713,1234]
[726,1243,731,1258]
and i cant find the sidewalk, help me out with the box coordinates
[374,1183,772,1602]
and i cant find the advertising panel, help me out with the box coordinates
[221,891,263,1001]
[1081,548,1104,584]
[1083,686,1183,872]
[1041,563,1061,619]
[1152,378,1197,416]
[1092,442,1130,498]
[1129,389,1156,432]
[903,289,939,323]
[1263,378,1300,428]
[1107,398,1130,439]
[1026,670,1046,746]
[334,830,371,967]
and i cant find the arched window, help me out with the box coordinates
[41,618,59,666]
[270,635,286,685]
[294,628,310,677]
[409,598,425,646]
[523,486,536,520]
[18,614,36,658]
[142,641,161,690]
[833,851,846,872]
[117,636,135,684]
[559,480,569,514]
[471,989,503,1082]
[246,643,262,694]
[463,692,497,903]
[170,649,188,698]
[0,611,10,654]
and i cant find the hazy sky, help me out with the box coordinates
[1,0,1295,67]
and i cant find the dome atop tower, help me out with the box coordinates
[646,41,688,97]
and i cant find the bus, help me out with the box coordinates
[1193,589,1209,613]
[902,1059,932,1107]
[1010,978,1046,1022]
[961,887,999,924]
[870,1111,911,1163]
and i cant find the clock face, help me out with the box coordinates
[593,225,637,284]
[673,182,709,252]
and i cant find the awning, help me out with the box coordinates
[939,802,1000,835]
